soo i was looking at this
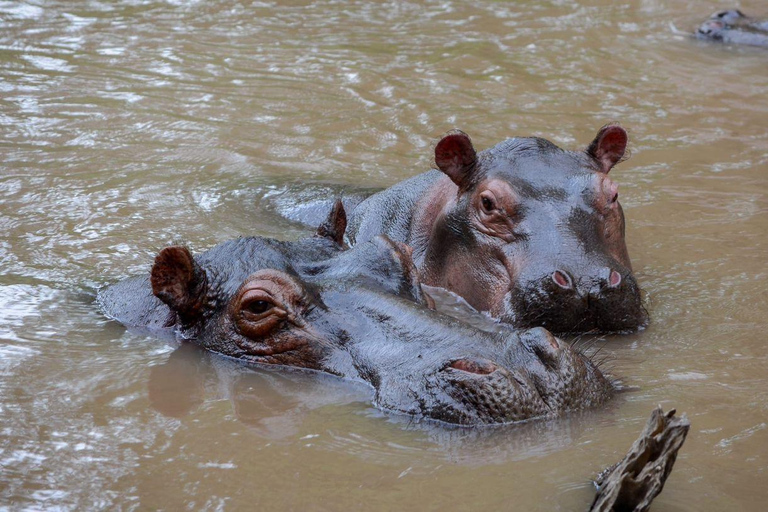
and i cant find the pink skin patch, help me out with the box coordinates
[602,178,619,205]
[552,270,572,289]
[609,270,622,288]
[450,359,499,375]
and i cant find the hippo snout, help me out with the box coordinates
[697,20,725,41]
[510,266,646,334]
[517,326,614,411]
[431,326,613,425]
[438,356,550,424]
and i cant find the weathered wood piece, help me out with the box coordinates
[590,407,690,512]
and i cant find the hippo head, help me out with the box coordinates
[709,9,746,25]
[99,205,613,425]
[147,233,430,370]
[421,126,647,334]
[695,10,768,45]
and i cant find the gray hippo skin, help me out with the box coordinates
[697,9,768,47]
[98,204,612,426]
[345,126,646,334]
[99,206,689,509]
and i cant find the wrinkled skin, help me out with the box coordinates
[696,9,768,47]
[346,126,646,334]
[98,206,612,426]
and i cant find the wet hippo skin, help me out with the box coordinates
[696,9,768,47]
[98,204,613,426]
[343,125,647,334]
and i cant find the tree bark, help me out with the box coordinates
[590,407,690,512]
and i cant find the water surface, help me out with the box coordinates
[1,1,767,510]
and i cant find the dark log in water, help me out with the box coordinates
[590,407,690,512]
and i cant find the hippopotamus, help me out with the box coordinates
[98,205,690,510]
[98,203,612,426]
[696,10,768,47]
[315,125,645,334]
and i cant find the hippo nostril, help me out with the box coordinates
[543,330,560,350]
[450,358,499,375]
[520,327,560,351]
[552,270,572,290]
[520,327,562,369]
[609,270,622,288]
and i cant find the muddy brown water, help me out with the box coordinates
[1,1,767,510]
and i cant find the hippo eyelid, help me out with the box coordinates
[239,287,278,307]
[234,282,295,325]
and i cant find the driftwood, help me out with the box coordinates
[590,407,690,512]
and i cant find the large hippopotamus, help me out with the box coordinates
[314,125,645,334]
[696,10,768,47]
[99,204,612,425]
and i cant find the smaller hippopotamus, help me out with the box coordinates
[696,9,768,47]
[98,204,612,426]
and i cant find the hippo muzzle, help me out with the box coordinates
[505,261,647,334]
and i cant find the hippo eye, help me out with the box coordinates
[237,291,287,338]
[481,195,495,213]
[238,289,281,320]
[610,191,618,203]
[245,300,273,315]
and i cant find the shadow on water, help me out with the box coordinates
[146,342,625,466]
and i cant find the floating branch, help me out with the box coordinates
[590,406,690,512]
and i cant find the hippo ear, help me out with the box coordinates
[316,198,347,246]
[150,246,208,322]
[586,125,628,173]
[435,130,478,189]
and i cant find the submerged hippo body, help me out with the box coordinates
[99,205,612,426]
[344,126,646,334]
[697,10,768,47]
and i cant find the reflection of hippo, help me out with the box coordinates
[339,125,646,334]
[145,343,688,512]
[149,342,599,451]
[148,343,372,439]
[697,10,768,47]
[99,204,612,426]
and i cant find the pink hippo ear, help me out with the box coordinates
[435,130,478,190]
[151,246,207,322]
[586,125,628,173]
[316,198,347,246]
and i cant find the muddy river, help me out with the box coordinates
[1,1,767,510]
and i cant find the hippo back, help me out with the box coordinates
[347,170,442,248]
